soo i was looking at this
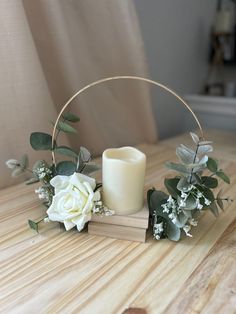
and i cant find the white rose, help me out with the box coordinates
[47,172,100,231]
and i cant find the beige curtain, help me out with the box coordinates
[1,0,157,189]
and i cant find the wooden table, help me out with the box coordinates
[0,129,236,314]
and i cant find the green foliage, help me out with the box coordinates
[62,112,80,122]
[209,201,219,217]
[54,146,78,158]
[148,132,232,242]
[56,161,76,175]
[184,194,197,210]
[166,222,181,241]
[56,121,77,134]
[25,176,39,185]
[164,178,181,198]
[216,171,230,184]
[147,189,181,241]
[176,146,195,164]
[82,163,101,175]
[20,154,29,170]
[30,132,52,150]
[202,176,218,188]
[12,168,24,177]
[190,132,199,144]
[207,157,218,173]
[28,219,39,233]
[165,162,190,175]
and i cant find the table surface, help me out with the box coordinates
[0,129,236,314]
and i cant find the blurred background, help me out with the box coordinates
[1,0,236,188]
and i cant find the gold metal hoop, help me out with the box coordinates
[52,75,204,165]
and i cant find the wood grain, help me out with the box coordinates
[88,222,147,242]
[0,130,235,314]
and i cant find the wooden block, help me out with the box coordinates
[88,222,147,242]
[91,204,149,229]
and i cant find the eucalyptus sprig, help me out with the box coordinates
[6,111,102,232]
[148,132,232,241]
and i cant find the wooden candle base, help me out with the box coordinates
[88,205,149,242]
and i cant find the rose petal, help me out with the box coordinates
[64,220,75,231]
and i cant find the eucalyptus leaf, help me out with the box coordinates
[165,162,190,175]
[199,140,213,145]
[166,221,181,241]
[28,219,38,233]
[30,132,52,151]
[202,176,218,189]
[174,211,188,228]
[180,144,196,156]
[25,176,40,185]
[216,171,230,184]
[177,177,191,192]
[54,146,78,158]
[147,188,155,209]
[176,146,195,164]
[190,132,199,144]
[56,161,76,175]
[164,178,181,198]
[207,157,218,173]
[202,187,215,202]
[182,210,192,219]
[209,201,219,217]
[183,194,197,210]
[191,173,202,184]
[20,154,29,170]
[217,198,224,210]
[82,163,101,175]
[62,112,80,122]
[187,162,206,173]
[217,189,223,199]
[197,145,213,155]
[12,168,24,177]
[80,146,91,162]
[57,121,77,134]
[148,190,168,212]
[199,155,208,165]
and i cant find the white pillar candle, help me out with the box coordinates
[102,146,146,215]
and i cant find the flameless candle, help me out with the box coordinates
[102,146,146,215]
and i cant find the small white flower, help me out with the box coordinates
[154,222,164,233]
[179,199,186,208]
[105,209,115,216]
[183,225,193,237]
[197,191,203,198]
[168,213,176,220]
[38,172,46,179]
[197,203,203,210]
[184,185,193,192]
[181,191,188,200]
[162,203,170,213]
[6,159,19,169]
[44,217,50,223]
[204,198,211,206]
[189,218,198,226]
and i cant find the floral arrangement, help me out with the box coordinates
[6,114,232,242]
[6,112,113,232]
[148,132,232,241]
